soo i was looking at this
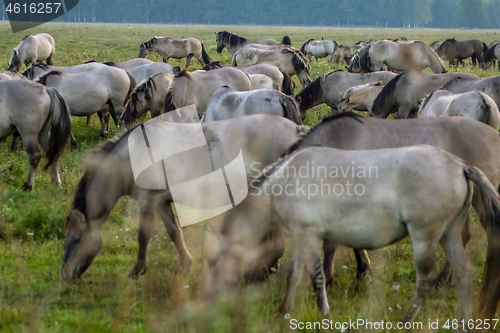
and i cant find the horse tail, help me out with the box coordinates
[125,71,136,105]
[475,91,493,126]
[279,68,294,96]
[8,49,20,71]
[300,40,308,54]
[280,95,302,125]
[43,87,71,170]
[201,43,211,65]
[462,165,500,320]
[231,52,238,66]
[164,89,176,113]
[358,45,372,72]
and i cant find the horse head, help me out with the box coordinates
[139,43,148,58]
[215,32,225,53]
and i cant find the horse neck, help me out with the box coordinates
[428,51,445,73]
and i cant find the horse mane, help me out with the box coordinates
[130,75,157,104]
[281,112,363,159]
[416,89,438,117]
[282,48,310,74]
[104,61,117,66]
[22,34,31,41]
[218,31,247,48]
[281,36,291,46]
[84,60,98,64]
[295,75,323,109]
[482,43,499,63]
[37,71,63,85]
[74,130,135,216]
[175,70,191,78]
[200,61,226,71]
[444,38,457,44]
[8,50,20,71]
[371,73,403,113]
[357,44,372,72]
[300,39,314,53]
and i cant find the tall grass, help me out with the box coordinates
[0,22,497,332]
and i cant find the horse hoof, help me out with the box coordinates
[128,266,147,279]
[20,183,32,191]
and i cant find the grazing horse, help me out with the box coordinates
[139,37,211,68]
[204,144,492,325]
[330,45,362,66]
[300,39,338,62]
[201,62,294,96]
[371,71,480,119]
[349,41,446,74]
[232,48,311,88]
[338,81,384,113]
[122,73,174,125]
[481,43,500,70]
[295,70,396,115]
[164,67,252,118]
[8,33,55,72]
[203,86,302,123]
[37,67,135,138]
[261,113,500,321]
[22,63,106,81]
[418,90,499,129]
[215,31,280,55]
[442,75,500,111]
[436,38,488,67]
[0,80,71,189]
[61,115,306,280]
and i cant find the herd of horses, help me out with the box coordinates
[2,30,500,329]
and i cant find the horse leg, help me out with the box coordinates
[185,55,193,69]
[70,131,77,151]
[396,105,413,119]
[471,55,477,67]
[354,249,371,279]
[440,224,472,325]
[86,115,92,126]
[323,239,338,287]
[129,198,157,279]
[193,53,204,66]
[47,54,53,65]
[305,232,329,317]
[10,132,21,152]
[402,228,438,323]
[437,215,471,286]
[98,110,111,137]
[278,242,305,316]
[157,202,193,273]
[21,135,41,190]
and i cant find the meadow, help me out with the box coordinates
[0,22,499,332]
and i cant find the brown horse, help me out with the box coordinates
[436,38,488,67]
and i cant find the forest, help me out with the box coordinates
[1,0,499,29]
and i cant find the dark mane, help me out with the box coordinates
[8,50,20,71]
[175,70,191,78]
[104,61,117,66]
[281,36,291,46]
[282,113,363,157]
[218,31,247,48]
[371,73,403,114]
[283,48,310,74]
[200,61,227,71]
[444,38,457,44]
[131,75,157,104]
[300,39,314,53]
[37,71,63,85]
[73,131,135,216]
[482,43,499,63]
[295,75,323,111]
[22,34,31,41]
[84,60,98,64]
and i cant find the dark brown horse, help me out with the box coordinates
[436,38,488,67]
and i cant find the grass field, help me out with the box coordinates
[0,22,499,333]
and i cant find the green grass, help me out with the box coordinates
[0,22,499,332]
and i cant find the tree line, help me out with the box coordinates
[2,0,499,29]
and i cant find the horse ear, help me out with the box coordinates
[69,209,87,232]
